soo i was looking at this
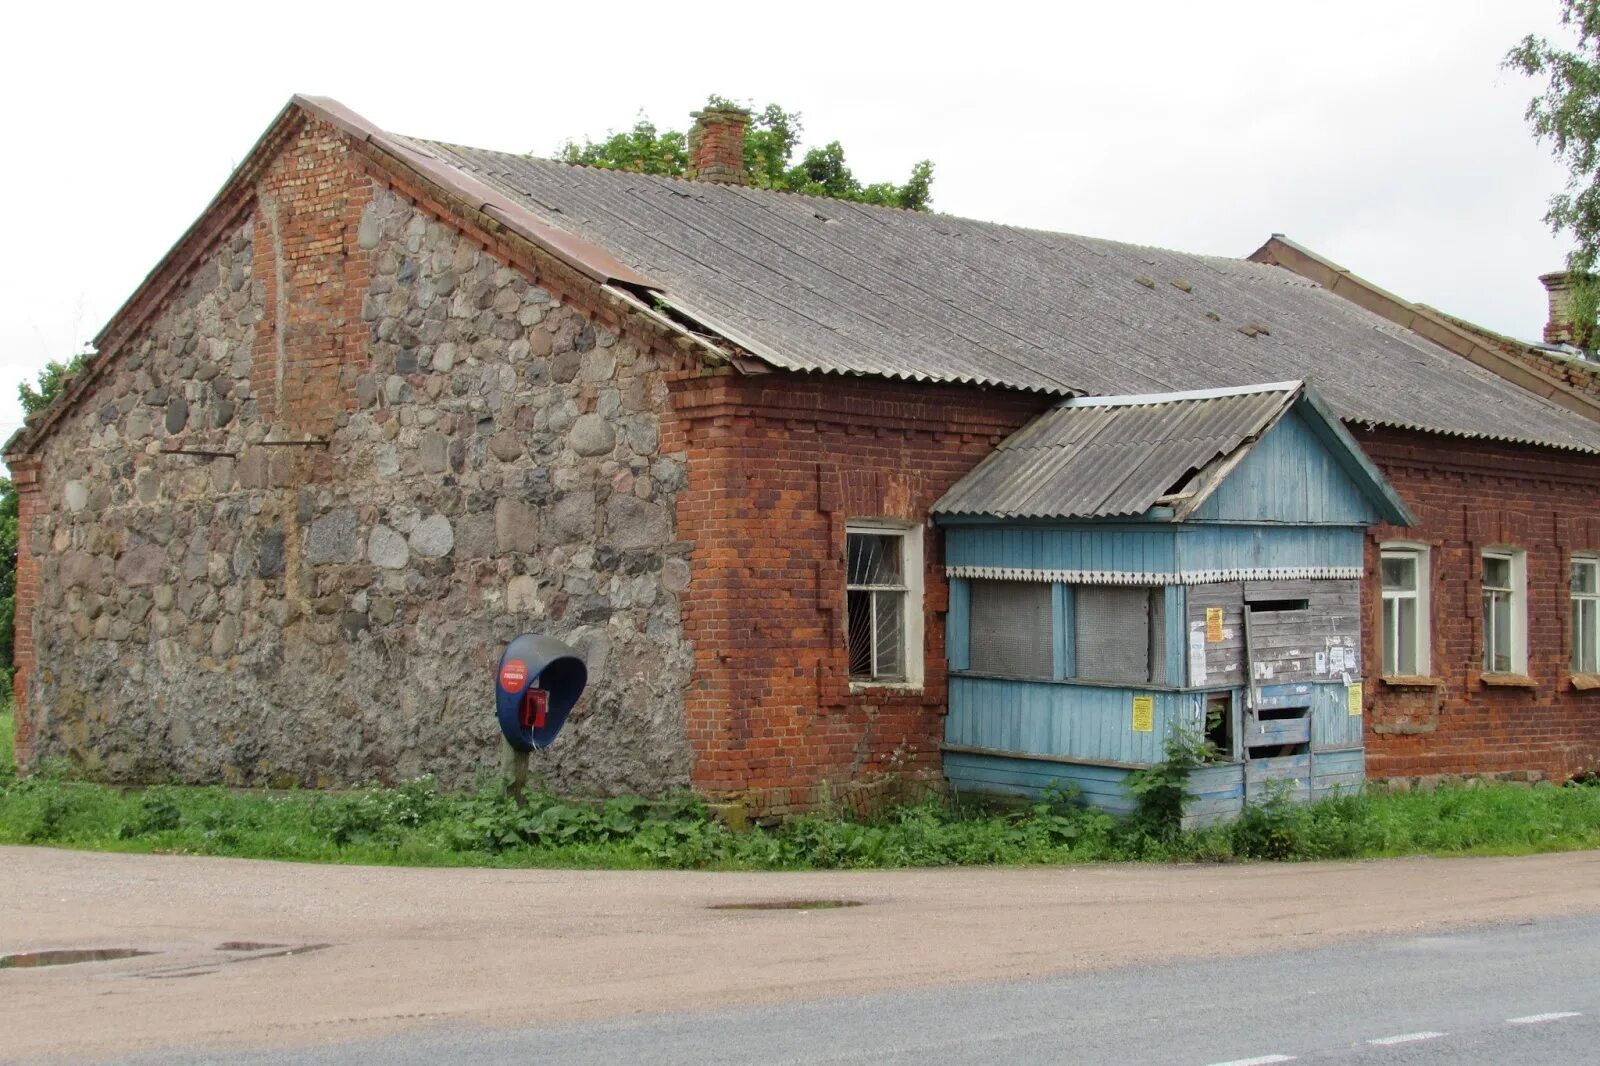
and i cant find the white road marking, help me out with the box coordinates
[1506,1011,1582,1025]
[1203,1057,1296,1066]
[1366,1032,1446,1045]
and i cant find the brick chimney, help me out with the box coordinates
[1541,270,1580,345]
[686,106,750,185]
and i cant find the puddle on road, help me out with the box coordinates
[229,943,331,961]
[709,900,864,911]
[0,948,156,970]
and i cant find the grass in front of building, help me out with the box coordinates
[2,749,1600,870]
[0,707,12,776]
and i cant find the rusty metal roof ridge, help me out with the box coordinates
[1249,233,1600,425]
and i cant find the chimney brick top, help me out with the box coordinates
[1541,269,1585,346]
[687,106,750,186]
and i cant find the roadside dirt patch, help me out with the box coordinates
[3,846,1598,1061]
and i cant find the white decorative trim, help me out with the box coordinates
[946,565,1361,586]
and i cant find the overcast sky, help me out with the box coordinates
[0,0,1576,450]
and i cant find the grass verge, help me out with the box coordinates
[2,753,1599,870]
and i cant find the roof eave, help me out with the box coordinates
[1294,384,1417,526]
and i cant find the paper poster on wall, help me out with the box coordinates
[1328,646,1346,671]
[1205,607,1224,643]
[1131,695,1154,733]
[1347,682,1364,716]
[1188,623,1208,684]
[1315,651,1328,675]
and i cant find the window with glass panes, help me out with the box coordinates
[1482,550,1522,674]
[1574,556,1600,675]
[846,529,908,682]
[1380,547,1427,676]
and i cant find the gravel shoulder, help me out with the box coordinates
[3,846,1599,1061]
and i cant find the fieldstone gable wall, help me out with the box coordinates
[17,124,693,793]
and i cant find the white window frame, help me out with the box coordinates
[1574,554,1600,676]
[1481,547,1528,676]
[1379,542,1430,677]
[845,520,924,689]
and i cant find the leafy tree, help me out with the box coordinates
[1507,1,1600,343]
[556,95,935,211]
[0,352,90,695]
[18,352,90,417]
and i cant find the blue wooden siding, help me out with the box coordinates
[939,398,1382,820]
[1312,748,1365,799]
[1251,681,1363,750]
[1173,524,1364,573]
[943,751,1248,825]
[1189,408,1383,526]
[1053,583,1072,678]
[947,676,1204,765]
[947,578,970,671]
[943,747,1360,819]
[945,751,1140,815]
[945,525,1177,575]
[1164,586,1186,682]
[1309,683,1364,751]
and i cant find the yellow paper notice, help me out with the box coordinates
[1131,695,1154,733]
[1347,682,1363,716]
[1205,607,1224,643]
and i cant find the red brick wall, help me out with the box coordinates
[1354,425,1600,782]
[8,455,41,764]
[1507,350,1600,402]
[666,370,1051,810]
[251,118,371,436]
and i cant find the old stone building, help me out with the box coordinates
[8,96,1600,807]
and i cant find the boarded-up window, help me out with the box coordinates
[1076,586,1165,684]
[968,580,1053,678]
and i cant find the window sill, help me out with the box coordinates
[1380,675,1445,689]
[1573,674,1600,692]
[1480,673,1538,689]
[848,680,924,696]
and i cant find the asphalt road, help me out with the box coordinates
[125,914,1598,1066]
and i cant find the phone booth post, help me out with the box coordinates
[495,634,587,801]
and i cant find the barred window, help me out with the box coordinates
[847,527,919,683]
[968,579,1053,679]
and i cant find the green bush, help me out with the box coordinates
[0,707,13,780]
[3,754,1600,870]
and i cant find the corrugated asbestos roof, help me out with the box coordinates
[934,383,1300,519]
[393,136,1600,454]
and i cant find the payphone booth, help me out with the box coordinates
[495,634,588,752]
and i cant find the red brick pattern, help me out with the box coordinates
[1354,425,1600,781]
[665,371,1050,810]
[250,118,371,436]
[8,455,41,764]
[686,110,749,186]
